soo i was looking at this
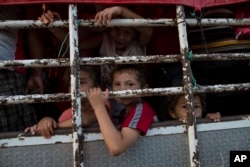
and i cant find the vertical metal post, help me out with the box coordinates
[176,5,200,167]
[69,4,84,167]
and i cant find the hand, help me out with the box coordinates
[38,10,61,24]
[37,117,57,138]
[94,6,123,26]
[25,69,43,94]
[86,88,109,111]
[24,124,38,135]
[206,112,221,122]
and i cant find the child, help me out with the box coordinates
[39,6,153,118]
[86,64,157,156]
[39,6,153,88]
[24,66,109,138]
[166,94,221,122]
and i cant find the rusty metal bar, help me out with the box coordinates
[0,53,249,69]
[176,5,199,167]
[0,83,249,105]
[68,4,83,167]
[185,18,250,26]
[1,18,250,29]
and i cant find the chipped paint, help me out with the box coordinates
[0,3,250,167]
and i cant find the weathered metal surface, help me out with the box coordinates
[68,4,83,167]
[186,18,250,26]
[0,53,249,69]
[177,5,199,167]
[0,58,69,68]
[0,3,249,167]
[1,18,250,29]
[0,83,249,105]
[0,116,249,167]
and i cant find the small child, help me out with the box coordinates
[86,64,157,156]
[166,94,221,122]
[24,66,109,138]
[38,6,153,88]
[39,6,153,117]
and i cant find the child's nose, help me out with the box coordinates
[119,84,128,90]
[118,33,125,41]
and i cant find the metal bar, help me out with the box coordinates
[68,4,83,167]
[1,115,249,147]
[0,83,249,105]
[2,18,250,29]
[176,5,199,167]
[0,53,249,69]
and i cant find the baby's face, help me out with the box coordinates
[112,71,141,106]
[110,27,136,51]
[170,95,202,120]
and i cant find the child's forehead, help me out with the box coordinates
[80,70,91,78]
[114,70,137,76]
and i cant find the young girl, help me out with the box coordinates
[86,64,157,156]
[166,94,221,122]
[24,66,109,138]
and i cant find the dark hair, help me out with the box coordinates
[80,65,101,87]
[165,93,207,119]
[110,64,147,88]
[64,65,101,87]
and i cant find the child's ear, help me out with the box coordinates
[169,110,176,119]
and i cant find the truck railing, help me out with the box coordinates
[0,3,250,167]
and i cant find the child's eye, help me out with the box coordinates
[182,105,187,109]
[128,83,134,87]
[113,83,120,86]
[80,81,87,85]
[194,105,201,109]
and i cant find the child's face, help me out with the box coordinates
[112,71,141,106]
[110,27,136,51]
[169,95,202,120]
[79,70,94,92]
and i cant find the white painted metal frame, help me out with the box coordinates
[0,3,250,167]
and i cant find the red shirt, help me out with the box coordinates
[120,100,156,136]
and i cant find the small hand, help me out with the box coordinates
[24,124,38,135]
[94,6,123,26]
[86,88,109,111]
[206,112,221,122]
[37,117,57,138]
[38,10,61,24]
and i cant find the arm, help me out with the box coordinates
[39,10,102,51]
[95,6,153,47]
[87,88,140,156]
[81,107,97,128]
[57,108,97,128]
[57,119,73,128]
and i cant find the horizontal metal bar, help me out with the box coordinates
[0,115,249,147]
[1,18,250,29]
[0,83,249,105]
[0,53,249,68]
